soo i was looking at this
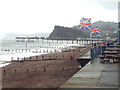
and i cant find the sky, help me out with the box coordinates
[0,0,119,34]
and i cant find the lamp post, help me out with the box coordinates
[118,28,120,45]
[118,2,120,45]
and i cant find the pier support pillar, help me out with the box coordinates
[72,40,74,44]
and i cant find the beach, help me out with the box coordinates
[2,46,88,88]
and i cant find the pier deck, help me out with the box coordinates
[60,52,119,88]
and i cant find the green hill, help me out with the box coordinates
[49,21,118,39]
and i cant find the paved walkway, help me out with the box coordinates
[60,51,119,88]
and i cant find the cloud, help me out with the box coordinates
[99,2,118,10]
[91,0,119,11]
[0,0,118,34]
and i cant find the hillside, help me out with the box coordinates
[49,21,118,39]
[49,26,89,39]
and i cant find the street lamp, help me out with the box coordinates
[118,28,120,45]
[118,2,120,45]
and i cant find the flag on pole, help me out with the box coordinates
[79,18,92,30]
[90,26,101,35]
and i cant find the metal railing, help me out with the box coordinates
[91,46,106,63]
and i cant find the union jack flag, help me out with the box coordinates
[90,26,101,35]
[79,18,92,30]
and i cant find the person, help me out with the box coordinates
[102,42,107,46]
[108,42,114,48]
[70,56,74,62]
[101,42,107,55]
[106,42,110,47]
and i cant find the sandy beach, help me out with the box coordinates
[2,46,88,88]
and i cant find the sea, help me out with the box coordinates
[0,38,85,67]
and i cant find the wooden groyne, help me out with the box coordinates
[2,46,88,88]
[10,46,89,62]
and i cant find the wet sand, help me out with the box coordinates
[2,47,87,88]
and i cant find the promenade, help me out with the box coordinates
[60,51,119,89]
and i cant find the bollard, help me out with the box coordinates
[34,68,37,71]
[24,57,25,60]
[73,49,75,52]
[3,70,6,75]
[42,55,44,60]
[44,68,46,72]
[36,56,38,60]
[20,60,23,63]
[14,69,16,73]
[30,57,32,60]
[27,69,29,72]
[62,67,64,70]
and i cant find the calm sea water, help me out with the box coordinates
[0,39,80,49]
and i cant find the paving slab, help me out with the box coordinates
[60,58,118,88]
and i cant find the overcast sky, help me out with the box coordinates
[0,0,119,34]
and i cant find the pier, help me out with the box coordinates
[15,36,105,45]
